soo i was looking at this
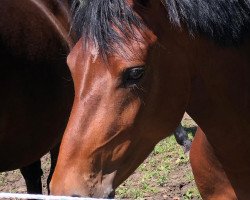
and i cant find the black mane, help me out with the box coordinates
[166,0,250,44]
[71,0,143,56]
[72,0,250,55]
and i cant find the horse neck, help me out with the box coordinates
[29,0,75,49]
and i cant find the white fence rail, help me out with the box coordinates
[0,193,112,200]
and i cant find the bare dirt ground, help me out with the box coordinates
[0,114,200,199]
[0,154,51,195]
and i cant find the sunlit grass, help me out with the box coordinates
[116,135,201,199]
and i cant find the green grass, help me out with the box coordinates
[116,135,201,199]
[183,188,201,200]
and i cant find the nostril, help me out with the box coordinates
[71,194,82,197]
[108,190,115,199]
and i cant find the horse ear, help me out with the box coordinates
[136,0,150,7]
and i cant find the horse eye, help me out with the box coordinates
[122,67,145,87]
[137,0,149,7]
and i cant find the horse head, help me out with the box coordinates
[50,0,193,197]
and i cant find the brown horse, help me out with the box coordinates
[50,0,250,199]
[191,127,237,199]
[0,0,74,193]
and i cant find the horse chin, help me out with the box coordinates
[107,191,115,198]
[94,186,115,199]
[93,171,117,198]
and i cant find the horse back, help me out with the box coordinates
[0,0,73,60]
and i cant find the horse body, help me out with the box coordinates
[0,0,73,171]
[187,38,250,199]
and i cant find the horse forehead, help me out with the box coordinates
[67,39,95,65]
[111,28,157,61]
[68,27,158,76]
